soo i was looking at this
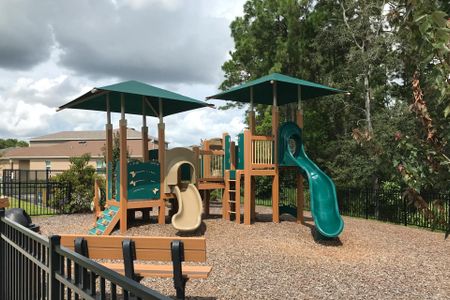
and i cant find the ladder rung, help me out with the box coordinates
[228,190,236,192]
[228,200,236,203]
[228,211,236,214]
[228,179,236,182]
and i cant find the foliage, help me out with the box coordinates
[53,154,98,213]
[221,0,450,199]
[0,138,28,149]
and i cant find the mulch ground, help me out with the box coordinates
[34,204,450,299]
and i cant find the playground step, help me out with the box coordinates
[97,218,111,227]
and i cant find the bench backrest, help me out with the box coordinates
[59,234,207,262]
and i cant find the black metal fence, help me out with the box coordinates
[273,186,450,232]
[336,188,450,231]
[0,209,169,300]
[2,169,65,183]
[1,182,71,216]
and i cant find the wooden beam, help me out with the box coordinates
[119,118,128,233]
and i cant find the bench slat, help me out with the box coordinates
[59,235,207,262]
[101,263,212,279]
[60,234,206,249]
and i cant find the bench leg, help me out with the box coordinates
[171,240,187,300]
[122,239,143,283]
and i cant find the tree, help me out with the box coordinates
[0,138,28,149]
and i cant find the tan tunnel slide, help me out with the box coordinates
[171,183,203,231]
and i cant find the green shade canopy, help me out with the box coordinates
[207,73,346,105]
[58,80,212,117]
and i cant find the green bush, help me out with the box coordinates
[53,154,99,213]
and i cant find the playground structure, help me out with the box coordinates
[58,73,345,238]
[58,81,211,235]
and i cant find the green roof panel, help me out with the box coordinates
[58,80,211,117]
[207,73,346,105]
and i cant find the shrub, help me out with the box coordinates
[53,154,99,213]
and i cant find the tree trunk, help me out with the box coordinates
[364,70,373,135]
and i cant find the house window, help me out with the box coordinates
[96,160,106,172]
[45,160,51,170]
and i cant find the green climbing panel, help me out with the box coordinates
[116,161,160,201]
[88,205,119,235]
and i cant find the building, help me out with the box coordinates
[0,128,166,172]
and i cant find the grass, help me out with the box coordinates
[8,197,56,216]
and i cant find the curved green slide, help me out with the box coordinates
[279,122,344,238]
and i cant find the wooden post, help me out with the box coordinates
[251,177,256,221]
[223,171,230,220]
[272,81,280,223]
[119,95,128,233]
[203,190,210,217]
[158,121,166,224]
[105,124,113,201]
[93,180,100,222]
[203,140,211,178]
[243,130,252,225]
[272,169,280,223]
[235,171,241,224]
[105,94,113,202]
[296,109,304,223]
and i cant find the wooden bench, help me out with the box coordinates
[59,234,212,299]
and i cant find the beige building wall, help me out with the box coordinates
[29,158,100,170]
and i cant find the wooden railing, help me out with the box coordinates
[251,135,274,167]
[197,149,224,179]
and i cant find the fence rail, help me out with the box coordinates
[0,210,169,300]
[274,187,450,232]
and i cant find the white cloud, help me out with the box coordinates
[0,0,247,145]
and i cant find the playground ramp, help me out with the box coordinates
[171,183,203,232]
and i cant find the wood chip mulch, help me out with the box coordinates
[34,204,450,299]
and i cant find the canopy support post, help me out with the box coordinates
[119,93,128,233]
[142,97,149,162]
[271,80,279,223]
[105,94,113,201]
[249,87,256,135]
[296,84,304,224]
[297,85,303,128]
[157,98,166,224]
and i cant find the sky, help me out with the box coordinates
[0,0,247,147]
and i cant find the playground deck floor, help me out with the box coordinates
[35,204,450,300]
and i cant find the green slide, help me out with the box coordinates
[279,122,344,238]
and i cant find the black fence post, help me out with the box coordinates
[18,180,21,209]
[48,235,61,300]
[0,208,4,300]
[365,188,369,219]
[403,192,408,226]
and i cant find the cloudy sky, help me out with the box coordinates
[0,0,247,147]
